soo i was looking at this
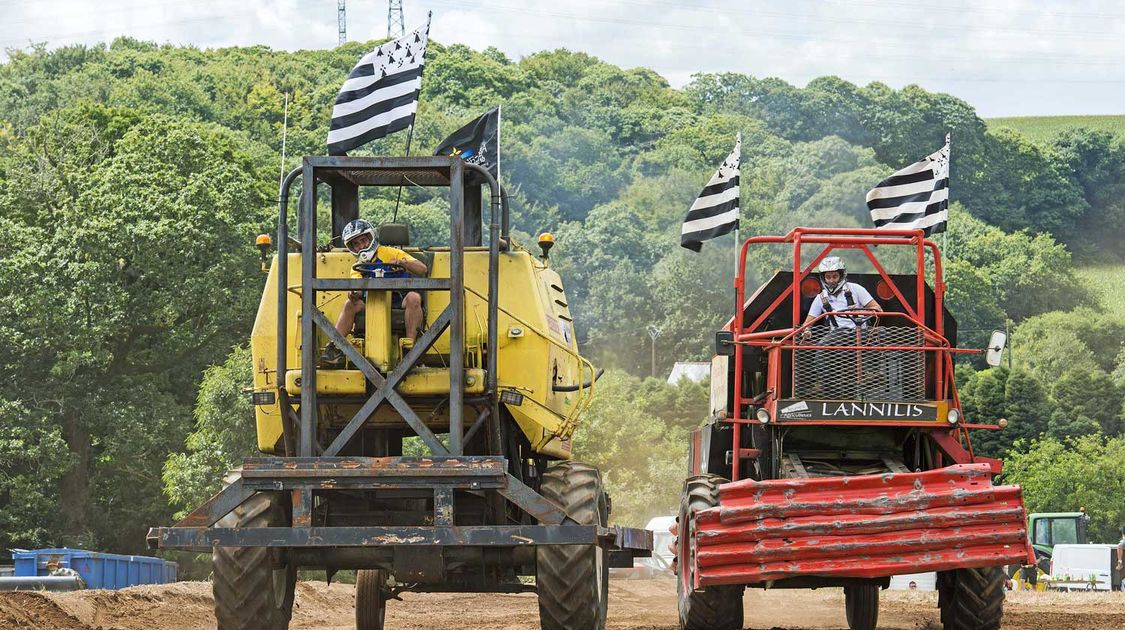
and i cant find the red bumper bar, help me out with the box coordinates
[691,464,1034,587]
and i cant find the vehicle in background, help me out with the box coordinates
[1045,544,1120,591]
[1010,510,1090,590]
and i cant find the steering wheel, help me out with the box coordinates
[352,260,407,275]
[838,304,876,327]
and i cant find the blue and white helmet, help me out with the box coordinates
[342,219,377,255]
[818,256,847,295]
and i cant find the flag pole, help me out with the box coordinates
[279,92,289,190]
[393,11,431,223]
[943,130,951,258]
[392,123,415,222]
[734,132,742,280]
[497,103,502,186]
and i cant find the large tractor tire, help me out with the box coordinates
[355,569,387,630]
[536,461,609,630]
[676,474,744,630]
[937,567,1006,630]
[212,491,296,630]
[844,584,879,630]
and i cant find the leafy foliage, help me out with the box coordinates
[1003,435,1125,543]
[2,37,1124,553]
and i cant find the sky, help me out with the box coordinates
[3,0,1125,118]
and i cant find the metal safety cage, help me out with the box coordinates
[148,156,652,565]
[792,324,926,401]
[725,227,989,481]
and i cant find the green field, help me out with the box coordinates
[1077,265,1125,317]
[987,115,1125,144]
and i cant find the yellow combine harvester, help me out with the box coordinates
[148,156,651,630]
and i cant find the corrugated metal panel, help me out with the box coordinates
[691,464,1033,587]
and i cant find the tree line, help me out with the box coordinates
[1,37,1123,555]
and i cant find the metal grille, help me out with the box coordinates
[793,326,925,401]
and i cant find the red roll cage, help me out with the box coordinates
[727,227,995,481]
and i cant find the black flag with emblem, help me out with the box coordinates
[433,107,500,177]
[327,16,430,156]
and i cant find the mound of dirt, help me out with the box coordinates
[2,577,1124,630]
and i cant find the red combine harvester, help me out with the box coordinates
[676,227,1034,630]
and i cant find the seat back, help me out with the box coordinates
[379,223,410,247]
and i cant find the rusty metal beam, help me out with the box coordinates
[242,456,507,477]
[322,306,453,456]
[499,474,567,525]
[313,278,451,291]
[173,478,253,528]
[154,525,613,548]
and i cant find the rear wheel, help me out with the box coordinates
[938,567,1005,630]
[355,569,387,630]
[536,461,609,630]
[844,584,879,630]
[676,474,744,630]
[212,492,296,630]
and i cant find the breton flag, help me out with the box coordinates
[433,107,500,177]
[866,134,950,235]
[327,16,431,156]
[681,134,740,252]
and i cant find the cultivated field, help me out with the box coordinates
[1078,264,1125,317]
[2,578,1124,630]
[987,115,1125,144]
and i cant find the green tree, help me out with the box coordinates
[1004,435,1125,542]
[571,370,693,526]
[1050,368,1123,437]
[163,345,258,516]
[0,106,272,551]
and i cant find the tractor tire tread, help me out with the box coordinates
[938,567,1005,630]
[212,492,293,630]
[678,475,744,630]
[537,461,609,630]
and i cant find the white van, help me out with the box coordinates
[1048,544,1119,591]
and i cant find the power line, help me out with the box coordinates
[388,0,405,38]
[338,0,347,45]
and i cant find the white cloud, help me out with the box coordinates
[3,0,1125,116]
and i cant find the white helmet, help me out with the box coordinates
[817,256,847,295]
[342,219,377,255]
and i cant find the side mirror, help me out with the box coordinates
[715,330,735,357]
[985,330,1007,367]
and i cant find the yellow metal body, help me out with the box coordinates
[249,245,595,459]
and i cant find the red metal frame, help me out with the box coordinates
[728,227,969,481]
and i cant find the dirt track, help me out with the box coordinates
[2,577,1124,629]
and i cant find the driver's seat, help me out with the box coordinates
[376,223,426,336]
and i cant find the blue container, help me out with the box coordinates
[13,548,177,590]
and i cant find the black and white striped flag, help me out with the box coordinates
[327,17,430,156]
[866,134,950,235]
[681,134,740,252]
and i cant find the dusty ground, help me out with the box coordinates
[1,577,1123,629]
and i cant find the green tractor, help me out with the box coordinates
[1010,510,1091,590]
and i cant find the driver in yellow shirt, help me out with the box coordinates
[322,219,427,367]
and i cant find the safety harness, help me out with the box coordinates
[820,283,856,328]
